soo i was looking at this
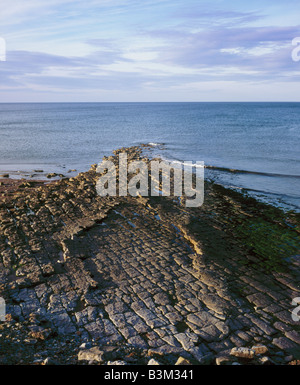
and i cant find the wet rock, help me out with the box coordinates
[46,173,58,178]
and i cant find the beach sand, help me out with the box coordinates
[0,145,299,365]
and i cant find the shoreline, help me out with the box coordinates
[0,178,49,202]
[1,146,299,214]
[0,144,299,365]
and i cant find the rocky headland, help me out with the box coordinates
[0,145,299,365]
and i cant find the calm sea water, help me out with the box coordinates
[0,102,299,211]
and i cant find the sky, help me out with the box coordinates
[0,0,300,102]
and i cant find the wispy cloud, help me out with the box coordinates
[147,25,300,74]
[0,0,300,101]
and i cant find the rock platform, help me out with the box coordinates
[0,145,299,365]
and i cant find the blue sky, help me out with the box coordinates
[0,0,300,102]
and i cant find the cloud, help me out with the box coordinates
[0,1,300,101]
[172,8,264,27]
[144,25,300,80]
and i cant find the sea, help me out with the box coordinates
[0,102,299,212]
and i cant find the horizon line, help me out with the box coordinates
[1,101,300,104]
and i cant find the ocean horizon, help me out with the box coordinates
[0,102,299,212]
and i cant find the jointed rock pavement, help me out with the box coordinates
[0,145,299,365]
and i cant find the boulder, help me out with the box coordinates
[78,347,104,363]
[230,347,255,359]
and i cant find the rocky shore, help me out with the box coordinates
[0,145,299,365]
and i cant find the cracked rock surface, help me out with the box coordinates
[0,145,299,365]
